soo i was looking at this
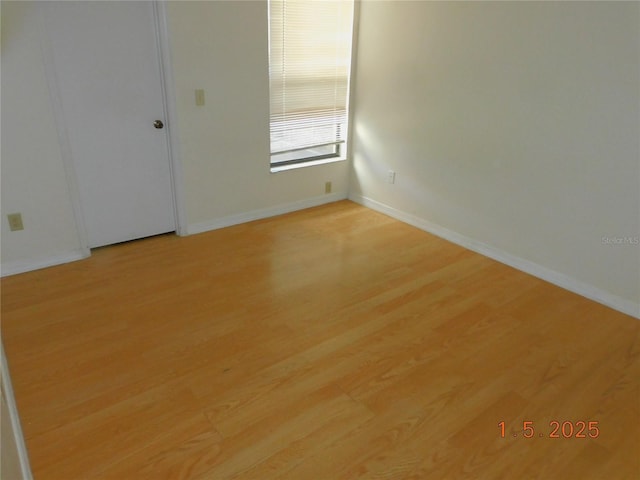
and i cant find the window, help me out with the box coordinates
[268,0,355,170]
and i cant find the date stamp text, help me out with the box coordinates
[499,421,599,439]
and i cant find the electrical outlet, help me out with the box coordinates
[325,181,332,194]
[388,170,396,184]
[8,213,24,231]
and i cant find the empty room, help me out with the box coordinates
[1,1,638,479]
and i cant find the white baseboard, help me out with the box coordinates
[349,193,640,319]
[1,343,34,480]
[187,192,348,235]
[0,194,349,274]
[0,249,89,277]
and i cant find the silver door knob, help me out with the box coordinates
[153,120,164,129]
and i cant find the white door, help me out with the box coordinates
[42,1,176,248]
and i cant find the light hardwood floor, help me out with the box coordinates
[2,201,639,479]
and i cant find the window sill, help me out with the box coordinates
[270,156,347,173]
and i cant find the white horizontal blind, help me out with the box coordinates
[269,0,354,159]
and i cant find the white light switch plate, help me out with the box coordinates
[195,89,205,106]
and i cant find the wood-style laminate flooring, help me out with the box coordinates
[2,201,639,479]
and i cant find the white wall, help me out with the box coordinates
[1,2,86,275]
[165,0,349,232]
[350,1,639,316]
[1,1,349,273]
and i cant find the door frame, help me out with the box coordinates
[39,0,186,256]
[153,1,187,238]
